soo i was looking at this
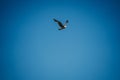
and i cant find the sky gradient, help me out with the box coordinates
[1,0,120,80]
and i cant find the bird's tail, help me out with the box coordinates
[58,28,63,30]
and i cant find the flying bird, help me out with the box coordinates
[53,18,69,30]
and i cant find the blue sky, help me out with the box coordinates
[1,0,120,80]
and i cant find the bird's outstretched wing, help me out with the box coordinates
[66,20,69,23]
[64,20,69,26]
[53,18,64,28]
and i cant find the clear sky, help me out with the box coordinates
[1,0,120,80]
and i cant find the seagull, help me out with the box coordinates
[53,18,69,30]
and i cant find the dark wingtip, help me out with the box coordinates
[53,18,55,20]
[53,18,57,22]
[66,20,69,23]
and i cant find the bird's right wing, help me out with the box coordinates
[66,20,69,23]
[64,20,69,26]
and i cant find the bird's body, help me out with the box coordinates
[53,18,69,30]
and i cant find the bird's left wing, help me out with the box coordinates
[53,18,64,28]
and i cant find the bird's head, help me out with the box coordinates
[64,25,67,28]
